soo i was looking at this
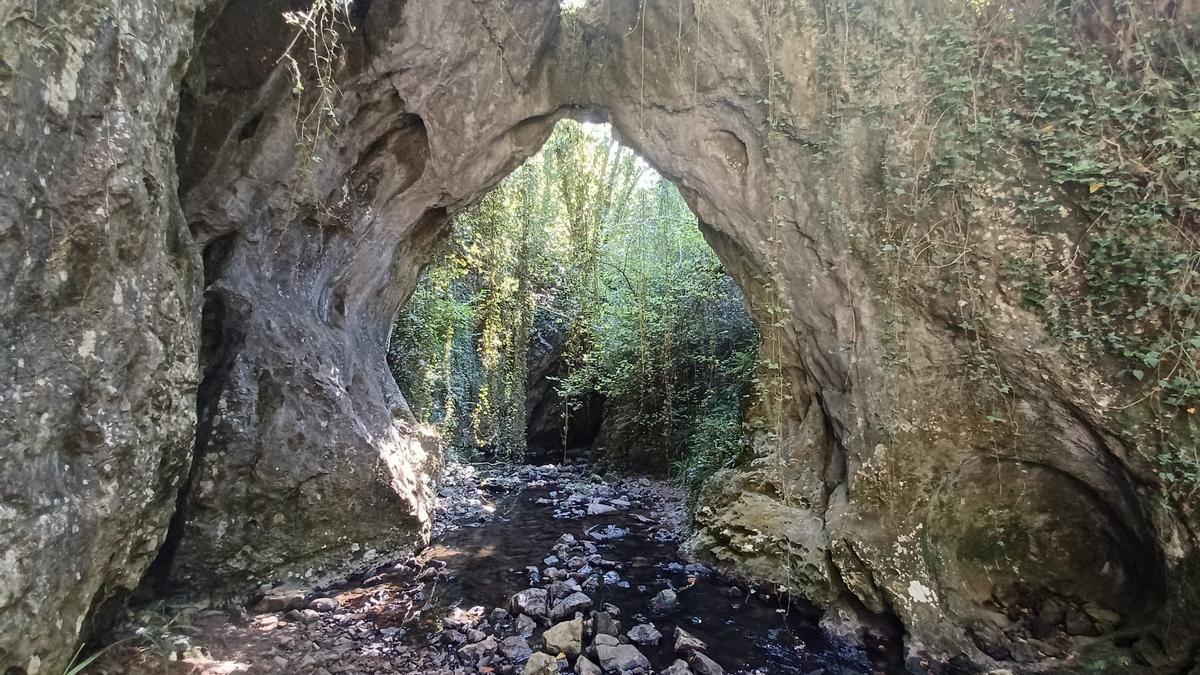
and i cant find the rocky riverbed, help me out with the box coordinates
[85,463,890,674]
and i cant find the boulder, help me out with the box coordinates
[662,661,694,675]
[512,588,550,618]
[501,635,534,662]
[673,627,707,654]
[523,652,560,675]
[687,652,724,675]
[551,592,594,621]
[626,623,662,645]
[543,618,584,658]
[595,644,651,673]
[575,655,603,675]
[649,589,678,617]
[457,635,499,663]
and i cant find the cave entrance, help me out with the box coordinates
[389,119,758,488]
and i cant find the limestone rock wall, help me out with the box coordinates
[0,0,203,671]
[165,0,564,591]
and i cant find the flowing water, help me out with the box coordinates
[411,465,898,674]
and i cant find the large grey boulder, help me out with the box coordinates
[542,617,583,658]
[595,644,651,673]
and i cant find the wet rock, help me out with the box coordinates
[309,597,341,612]
[673,627,707,654]
[543,618,584,658]
[575,655,603,675]
[512,588,550,618]
[626,623,662,645]
[1083,603,1121,631]
[551,592,593,621]
[1064,606,1098,636]
[969,622,1011,661]
[595,644,651,673]
[501,635,534,662]
[586,524,630,541]
[1007,639,1039,664]
[457,635,498,662]
[590,611,620,637]
[254,589,308,612]
[523,652,560,675]
[649,589,678,617]
[593,634,620,647]
[517,614,538,636]
[588,502,618,515]
[663,661,694,675]
[687,652,725,675]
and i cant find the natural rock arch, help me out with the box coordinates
[1,0,1195,673]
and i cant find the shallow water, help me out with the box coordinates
[416,470,891,674]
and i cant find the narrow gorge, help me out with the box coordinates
[1,0,1197,674]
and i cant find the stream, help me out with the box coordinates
[86,462,899,675]
[403,462,893,674]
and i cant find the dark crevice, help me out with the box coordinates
[142,233,247,593]
[237,113,263,140]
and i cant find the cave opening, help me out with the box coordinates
[388,118,760,489]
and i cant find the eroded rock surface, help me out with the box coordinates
[3,0,1198,672]
[0,0,203,670]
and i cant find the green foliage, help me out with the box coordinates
[562,178,758,475]
[884,2,1199,500]
[387,254,478,449]
[63,642,119,675]
[390,120,757,497]
[672,387,754,505]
